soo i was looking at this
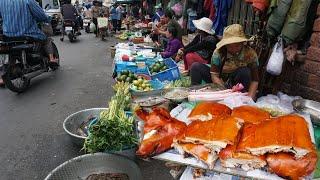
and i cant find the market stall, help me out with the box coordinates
[56,35,320,179]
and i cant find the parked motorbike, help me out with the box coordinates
[0,37,60,93]
[60,19,79,42]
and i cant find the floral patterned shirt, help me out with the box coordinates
[211,46,260,81]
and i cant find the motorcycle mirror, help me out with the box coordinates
[45,4,51,10]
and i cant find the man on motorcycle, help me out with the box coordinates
[61,0,81,35]
[0,0,58,86]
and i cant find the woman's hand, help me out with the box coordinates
[153,27,160,34]
[211,73,224,87]
[175,54,182,62]
[155,42,161,47]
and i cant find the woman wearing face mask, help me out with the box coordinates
[190,24,260,99]
[175,17,218,71]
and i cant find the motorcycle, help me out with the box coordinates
[0,36,60,93]
[83,17,92,33]
[50,14,62,35]
[60,19,79,42]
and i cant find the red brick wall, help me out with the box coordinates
[281,4,320,101]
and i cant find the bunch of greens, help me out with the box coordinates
[83,82,137,153]
[164,76,191,89]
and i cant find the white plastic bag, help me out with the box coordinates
[220,95,255,109]
[267,37,284,75]
[97,17,108,28]
[89,23,96,33]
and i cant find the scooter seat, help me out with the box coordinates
[11,44,34,50]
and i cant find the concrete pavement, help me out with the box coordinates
[0,33,173,180]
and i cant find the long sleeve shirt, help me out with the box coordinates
[161,38,183,58]
[184,34,218,61]
[0,0,49,40]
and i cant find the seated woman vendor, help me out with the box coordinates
[160,27,183,58]
[176,17,218,71]
[190,24,259,99]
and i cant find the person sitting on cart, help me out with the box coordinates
[160,26,183,58]
[190,24,259,99]
[175,17,218,71]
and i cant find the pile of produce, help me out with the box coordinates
[149,61,168,75]
[83,82,137,153]
[116,70,138,83]
[118,31,135,40]
[164,76,191,89]
[131,78,153,92]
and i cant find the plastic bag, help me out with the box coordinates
[89,23,96,33]
[97,17,108,28]
[220,95,256,109]
[266,37,284,75]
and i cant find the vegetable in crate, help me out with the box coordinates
[116,70,138,83]
[149,61,168,75]
[83,82,137,153]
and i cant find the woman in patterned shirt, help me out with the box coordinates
[190,24,260,99]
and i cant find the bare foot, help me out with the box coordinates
[0,78,5,87]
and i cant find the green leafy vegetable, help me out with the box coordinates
[83,82,137,153]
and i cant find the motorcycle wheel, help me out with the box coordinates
[49,42,60,71]
[2,65,30,93]
[68,33,74,42]
[85,26,90,33]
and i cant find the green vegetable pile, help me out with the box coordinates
[164,76,191,89]
[149,61,168,75]
[116,70,138,83]
[83,82,138,153]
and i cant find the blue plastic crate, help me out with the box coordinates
[115,61,149,75]
[148,58,180,82]
[115,61,137,73]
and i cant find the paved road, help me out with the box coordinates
[0,33,173,180]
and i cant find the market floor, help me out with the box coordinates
[0,33,173,180]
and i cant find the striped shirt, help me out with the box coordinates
[0,0,49,40]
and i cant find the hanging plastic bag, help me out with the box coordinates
[266,37,284,75]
